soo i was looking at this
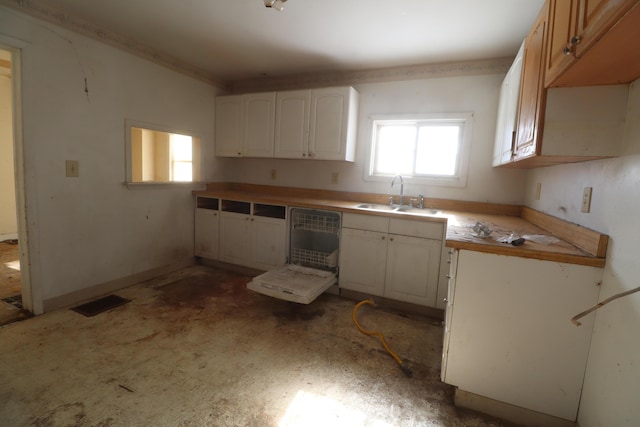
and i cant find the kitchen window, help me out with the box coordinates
[367,113,472,187]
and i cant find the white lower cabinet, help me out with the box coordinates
[218,201,286,271]
[219,211,251,265]
[338,227,388,296]
[442,249,603,422]
[194,208,219,260]
[339,213,445,308]
[384,234,441,306]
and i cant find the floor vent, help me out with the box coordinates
[1,295,23,309]
[71,294,131,317]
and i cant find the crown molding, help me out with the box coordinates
[228,57,513,93]
[0,0,228,89]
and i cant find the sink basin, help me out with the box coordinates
[355,203,412,212]
[354,203,443,215]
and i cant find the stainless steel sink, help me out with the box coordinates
[355,203,412,212]
[354,203,443,216]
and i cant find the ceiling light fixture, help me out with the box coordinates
[264,0,287,11]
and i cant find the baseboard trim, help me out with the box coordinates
[42,258,196,312]
[0,232,18,242]
[454,389,578,427]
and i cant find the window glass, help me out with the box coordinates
[368,114,472,187]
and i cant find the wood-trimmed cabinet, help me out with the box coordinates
[546,0,640,87]
[338,213,447,308]
[494,1,631,168]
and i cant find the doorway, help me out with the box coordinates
[0,46,31,325]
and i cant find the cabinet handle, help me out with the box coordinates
[309,152,315,158]
[443,298,448,303]
[446,260,451,264]
[302,153,306,157]
[381,236,386,240]
[245,217,250,221]
[250,218,254,221]
[562,45,573,56]
[570,35,581,46]
[237,152,242,156]
[389,237,394,242]
[446,274,452,279]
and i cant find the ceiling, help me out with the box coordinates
[9,0,545,87]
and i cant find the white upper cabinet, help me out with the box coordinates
[308,87,358,161]
[274,90,311,158]
[216,86,359,161]
[215,92,276,158]
[244,93,276,157]
[215,95,243,157]
[493,42,524,167]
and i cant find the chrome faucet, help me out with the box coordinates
[391,175,404,206]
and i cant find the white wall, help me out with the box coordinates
[525,80,640,426]
[0,6,224,309]
[224,75,528,205]
[0,61,17,238]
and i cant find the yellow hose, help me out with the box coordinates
[351,299,407,371]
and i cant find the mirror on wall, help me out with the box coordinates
[125,120,202,183]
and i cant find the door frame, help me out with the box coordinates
[1,40,40,314]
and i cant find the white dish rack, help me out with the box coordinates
[247,208,341,304]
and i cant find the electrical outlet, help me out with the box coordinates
[581,187,592,213]
[66,160,79,177]
[270,169,277,180]
[331,172,339,185]
[535,182,542,201]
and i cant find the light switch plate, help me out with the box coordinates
[581,187,592,213]
[66,160,79,177]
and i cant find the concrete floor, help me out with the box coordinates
[0,264,512,426]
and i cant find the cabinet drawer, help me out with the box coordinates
[389,218,444,240]
[342,213,389,233]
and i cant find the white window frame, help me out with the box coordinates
[365,113,473,188]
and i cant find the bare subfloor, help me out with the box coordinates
[0,265,511,426]
[0,240,28,326]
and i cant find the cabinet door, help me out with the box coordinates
[440,249,458,382]
[251,216,286,270]
[576,0,638,56]
[274,90,310,159]
[309,87,356,161]
[443,251,602,421]
[219,212,251,265]
[338,228,387,296]
[243,93,275,158]
[514,5,548,161]
[384,235,441,307]
[215,95,243,157]
[194,208,219,260]
[545,0,580,87]
[493,42,524,166]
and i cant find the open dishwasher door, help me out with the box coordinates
[247,208,340,304]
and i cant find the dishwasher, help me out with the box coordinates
[247,207,341,304]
